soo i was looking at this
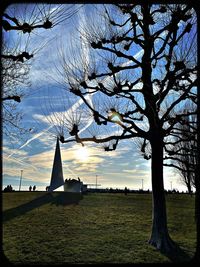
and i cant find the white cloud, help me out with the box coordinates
[3,146,28,158]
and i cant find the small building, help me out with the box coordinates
[64,178,82,193]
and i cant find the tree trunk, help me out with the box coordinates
[186,179,192,196]
[148,134,175,252]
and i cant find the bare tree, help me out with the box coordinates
[1,3,82,138]
[52,4,197,253]
[166,102,197,194]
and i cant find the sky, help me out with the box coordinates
[2,3,194,192]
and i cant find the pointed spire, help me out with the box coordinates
[48,137,64,191]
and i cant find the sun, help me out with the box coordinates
[75,146,90,162]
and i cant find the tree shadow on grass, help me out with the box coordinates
[160,241,193,263]
[3,192,83,223]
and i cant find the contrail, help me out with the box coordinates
[79,6,94,111]
[5,154,38,170]
[6,125,53,159]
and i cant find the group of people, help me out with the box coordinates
[3,185,14,192]
[3,184,37,192]
[65,177,81,183]
[29,185,36,191]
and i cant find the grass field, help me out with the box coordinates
[2,192,196,264]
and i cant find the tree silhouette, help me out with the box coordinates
[167,103,197,195]
[51,4,197,253]
[1,3,82,138]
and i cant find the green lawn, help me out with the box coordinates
[2,192,196,264]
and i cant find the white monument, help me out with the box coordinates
[48,138,64,191]
[48,137,83,193]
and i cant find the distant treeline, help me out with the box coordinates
[2,187,194,195]
[86,188,193,194]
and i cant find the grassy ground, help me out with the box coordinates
[2,192,196,264]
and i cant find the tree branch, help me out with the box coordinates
[2,96,21,102]
[2,53,33,62]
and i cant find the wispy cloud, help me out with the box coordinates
[3,155,38,171]
[6,125,53,160]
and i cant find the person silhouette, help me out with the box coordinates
[124,187,128,195]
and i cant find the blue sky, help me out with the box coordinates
[2,3,194,192]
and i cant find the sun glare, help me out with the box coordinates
[75,146,90,162]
